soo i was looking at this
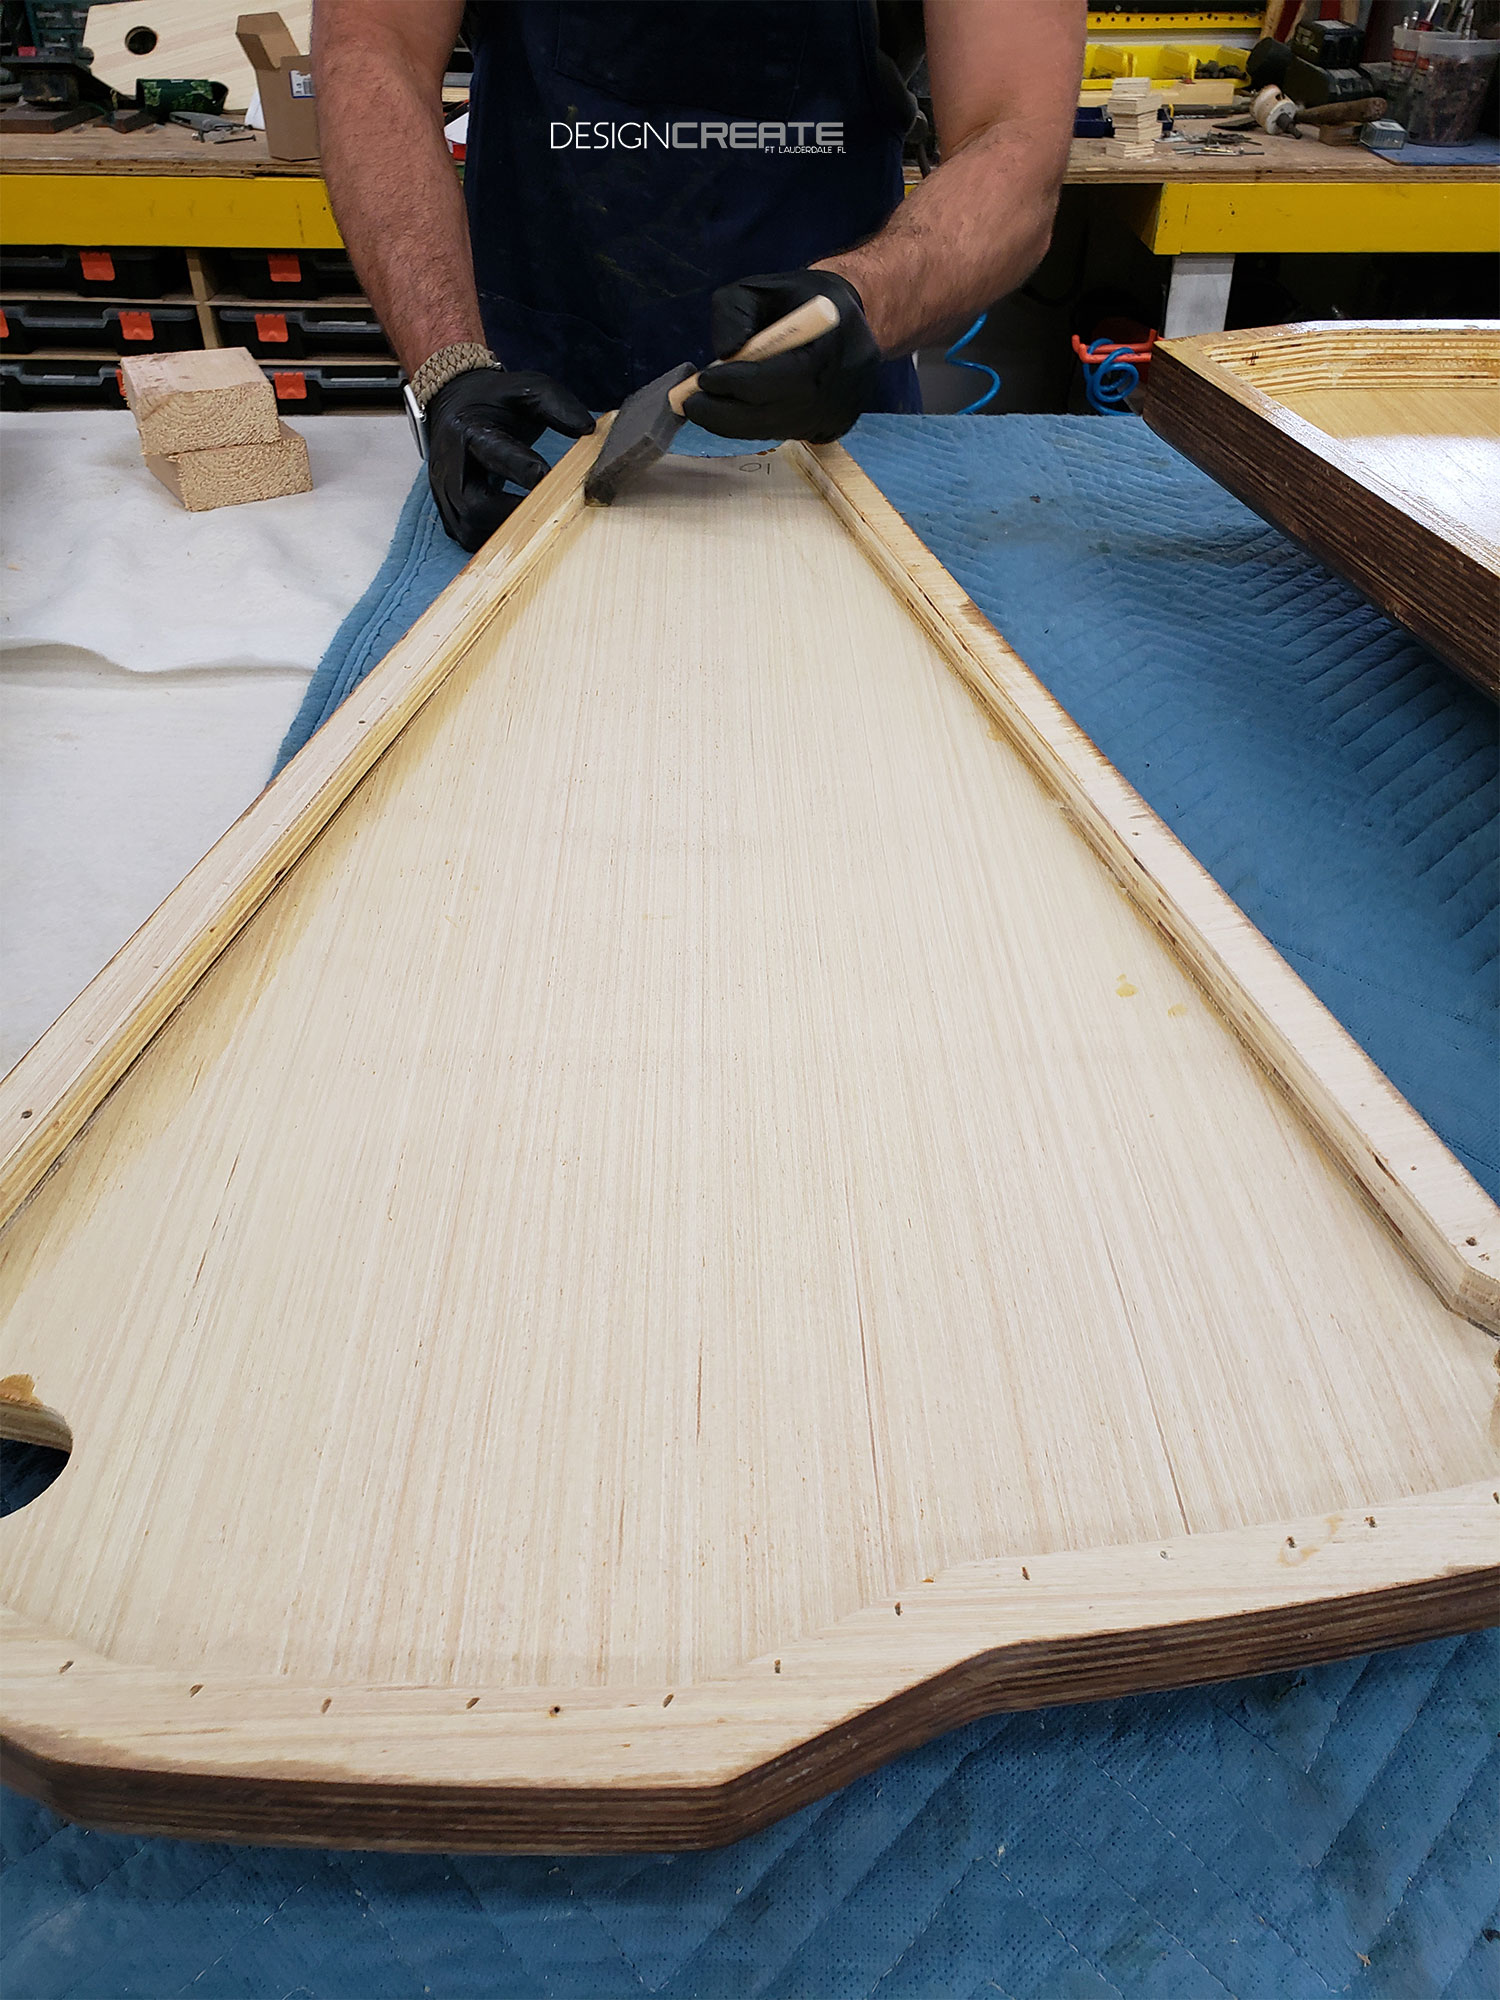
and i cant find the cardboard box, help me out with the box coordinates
[237,11,318,161]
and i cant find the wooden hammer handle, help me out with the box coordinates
[1298,95,1388,126]
[667,293,842,417]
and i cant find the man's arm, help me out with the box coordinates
[311,0,592,551]
[685,0,1084,440]
[312,0,478,374]
[819,0,1086,356]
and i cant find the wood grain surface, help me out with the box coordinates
[83,1,313,113]
[3,440,1496,1849]
[1145,322,1500,699]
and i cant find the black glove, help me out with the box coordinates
[681,269,882,444]
[426,368,594,551]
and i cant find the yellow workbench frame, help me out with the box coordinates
[1128,179,1500,256]
[3,168,1497,257]
[2,173,342,248]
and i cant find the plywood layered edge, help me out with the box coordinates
[1142,321,1500,699]
[5,1487,1496,1851]
[3,430,1497,1850]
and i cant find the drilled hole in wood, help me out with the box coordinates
[0,1380,72,1516]
[124,25,159,54]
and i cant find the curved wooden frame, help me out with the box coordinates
[1144,320,1500,701]
[5,1487,1496,1851]
[3,432,1497,1850]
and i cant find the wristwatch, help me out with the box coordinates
[401,380,429,463]
[402,341,501,461]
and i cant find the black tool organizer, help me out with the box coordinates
[216,248,361,297]
[0,243,402,411]
[0,245,187,293]
[1,298,200,353]
[216,302,388,359]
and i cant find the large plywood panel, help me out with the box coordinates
[3,439,1496,1850]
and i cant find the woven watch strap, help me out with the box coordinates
[409,342,500,410]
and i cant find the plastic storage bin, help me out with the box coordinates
[261,361,403,412]
[217,249,361,297]
[216,303,390,358]
[1404,32,1500,146]
[0,358,127,409]
[1079,42,1248,91]
[0,246,188,295]
[0,301,200,354]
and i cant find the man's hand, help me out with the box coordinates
[682,270,881,443]
[426,369,594,551]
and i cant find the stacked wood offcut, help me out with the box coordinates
[120,347,312,512]
[1108,79,1159,158]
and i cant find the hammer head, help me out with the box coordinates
[584,362,696,506]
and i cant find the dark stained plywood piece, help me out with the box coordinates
[1144,321,1500,699]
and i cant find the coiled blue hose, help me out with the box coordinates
[1079,340,1141,415]
[944,313,1001,415]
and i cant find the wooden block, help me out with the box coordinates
[144,421,312,512]
[121,347,279,455]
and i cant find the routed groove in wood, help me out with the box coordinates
[2,433,1496,1851]
[1144,320,1500,701]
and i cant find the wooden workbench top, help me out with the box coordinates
[1069,121,1500,181]
[3,119,1495,184]
[0,124,309,176]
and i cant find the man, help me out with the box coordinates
[313,1,1085,548]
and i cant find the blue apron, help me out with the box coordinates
[462,0,921,412]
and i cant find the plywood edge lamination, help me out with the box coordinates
[1143,321,1500,700]
[4,1486,1496,1851]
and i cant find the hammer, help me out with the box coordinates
[584,292,841,505]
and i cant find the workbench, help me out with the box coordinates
[3,121,1497,339]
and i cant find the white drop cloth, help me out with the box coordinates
[2,410,415,1071]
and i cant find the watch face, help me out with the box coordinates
[403,382,428,463]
